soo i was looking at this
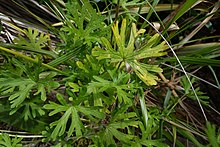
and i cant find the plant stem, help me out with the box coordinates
[0,46,67,75]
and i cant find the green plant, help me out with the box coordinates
[0,0,220,146]
[92,19,168,85]
[0,133,22,147]
[205,121,220,147]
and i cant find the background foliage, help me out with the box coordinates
[0,0,220,146]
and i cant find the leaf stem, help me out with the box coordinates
[0,46,67,75]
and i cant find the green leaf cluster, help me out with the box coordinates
[0,0,219,146]
[0,133,22,147]
[59,1,109,50]
[0,57,60,121]
[44,93,105,140]
[93,19,168,85]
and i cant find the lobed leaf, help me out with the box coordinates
[9,83,35,108]
[93,19,167,85]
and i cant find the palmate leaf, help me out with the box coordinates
[0,101,47,133]
[105,126,134,144]
[0,78,35,88]
[11,27,57,58]
[44,102,83,140]
[50,107,83,139]
[0,78,35,108]
[60,1,108,47]
[44,94,105,140]
[14,28,49,49]
[21,102,45,121]
[0,133,22,147]
[0,67,60,118]
[5,81,47,122]
[100,121,138,145]
[92,19,168,85]
[100,105,140,145]
[9,98,46,121]
[9,83,35,108]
